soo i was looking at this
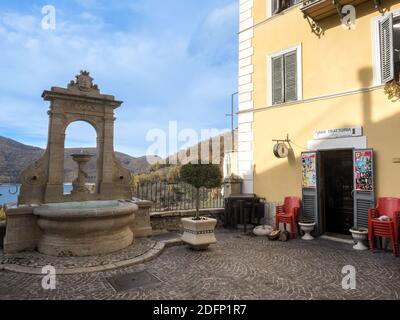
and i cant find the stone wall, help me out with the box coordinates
[130,200,153,237]
[149,203,279,234]
[3,205,42,253]
[150,208,225,233]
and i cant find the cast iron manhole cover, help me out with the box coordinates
[107,270,161,292]
[152,232,181,241]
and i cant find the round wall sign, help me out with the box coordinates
[273,143,289,158]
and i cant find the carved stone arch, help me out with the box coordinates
[18,71,133,205]
[62,117,100,137]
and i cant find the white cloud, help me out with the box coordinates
[1,13,37,33]
[188,2,238,65]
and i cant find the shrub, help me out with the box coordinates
[180,163,222,220]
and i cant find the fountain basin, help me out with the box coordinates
[33,200,137,257]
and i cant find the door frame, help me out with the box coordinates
[302,147,371,235]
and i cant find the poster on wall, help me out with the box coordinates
[354,150,374,191]
[302,153,317,188]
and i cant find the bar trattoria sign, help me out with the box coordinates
[314,127,362,140]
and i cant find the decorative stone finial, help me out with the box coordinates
[76,70,93,91]
[67,70,99,93]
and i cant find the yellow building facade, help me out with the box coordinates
[237,0,400,234]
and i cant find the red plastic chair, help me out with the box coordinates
[276,197,301,238]
[368,197,400,257]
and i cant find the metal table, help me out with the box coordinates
[223,193,266,233]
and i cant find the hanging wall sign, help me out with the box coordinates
[313,127,362,140]
[301,152,317,188]
[273,143,289,158]
[354,150,373,191]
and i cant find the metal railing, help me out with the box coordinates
[132,181,224,212]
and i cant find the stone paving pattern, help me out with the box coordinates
[0,238,156,269]
[0,230,399,300]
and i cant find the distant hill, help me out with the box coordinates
[166,130,237,167]
[0,136,45,183]
[132,130,238,185]
[0,136,161,183]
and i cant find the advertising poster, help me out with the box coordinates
[354,150,373,191]
[302,153,317,188]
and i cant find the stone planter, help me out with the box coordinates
[349,228,368,250]
[181,217,217,250]
[299,222,316,240]
[223,175,243,197]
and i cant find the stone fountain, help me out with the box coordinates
[70,152,94,195]
[3,71,152,256]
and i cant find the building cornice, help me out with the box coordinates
[237,84,385,114]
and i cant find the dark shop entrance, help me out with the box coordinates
[319,149,354,235]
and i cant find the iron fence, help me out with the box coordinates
[132,181,224,212]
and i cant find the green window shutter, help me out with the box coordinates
[379,14,394,83]
[284,51,297,102]
[272,55,284,105]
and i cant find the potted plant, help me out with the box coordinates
[180,163,222,250]
[349,227,368,250]
[298,218,316,240]
[384,79,400,101]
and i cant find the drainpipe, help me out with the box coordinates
[226,92,238,153]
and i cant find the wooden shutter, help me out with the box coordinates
[272,55,284,105]
[284,51,297,102]
[379,14,394,83]
[301,152,321,234]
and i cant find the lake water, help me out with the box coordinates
[0,184,73,205]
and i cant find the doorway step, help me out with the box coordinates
[320,232,354,244]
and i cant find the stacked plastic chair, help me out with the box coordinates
[368,197,400,257]
[275,197,301,238]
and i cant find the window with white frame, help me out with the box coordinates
[269,46,302,105]
[270,0,302,16]
[374,13,400,84]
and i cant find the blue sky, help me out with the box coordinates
[0,0,238,157]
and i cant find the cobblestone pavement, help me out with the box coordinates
[0,229,399,300]
[0,238,156,270]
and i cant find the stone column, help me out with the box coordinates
[96,131,104,194]
[99,108,116,196]
[44,108,65,203]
